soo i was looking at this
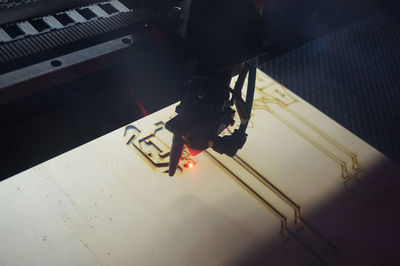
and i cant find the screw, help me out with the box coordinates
[121,38,132,44]
[50,60,62,67]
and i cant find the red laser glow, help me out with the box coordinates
[135,98,148,116]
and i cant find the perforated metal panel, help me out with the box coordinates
[261,4,400,162]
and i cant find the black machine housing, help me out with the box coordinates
[0,0,268,180]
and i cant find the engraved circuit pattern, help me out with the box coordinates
[238,71,380,202]
[122,71,384,265]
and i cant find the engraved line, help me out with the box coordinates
[252,97,355,177]
[282,104,360,171]
[286,230,327,265]
[264,105,350,179]
[204,151,287,232]
[234,155,339,253]
[265,101,380,203]
[251,72,359,176]
[205,151,327,265]
[233,155,301,224]
[256,87,298,106]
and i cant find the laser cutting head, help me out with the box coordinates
[166,63,257,176]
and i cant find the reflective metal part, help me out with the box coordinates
[17,21,38,35]
[0,28,11,42]
[42,15,64,29]
[0,34,134,104]
[65,9,87,23]
[168,133,185,176]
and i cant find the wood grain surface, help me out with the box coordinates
[1,70,399,266]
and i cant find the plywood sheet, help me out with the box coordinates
[1,70,399,266]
